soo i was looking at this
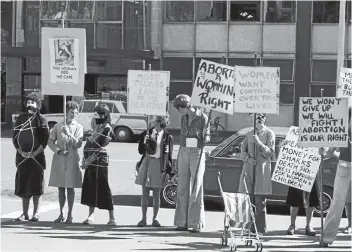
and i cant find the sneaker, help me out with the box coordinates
[189,224,201,233]
[287,224,295,235]
[305,226,316,236]
[15,214,29,221]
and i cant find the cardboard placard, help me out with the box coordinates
[234,65,280,114]
[191,60,235,114]
[336,67,352,97]
[127,70,170,116]
[272,126,321,192]
[299,97,349,147]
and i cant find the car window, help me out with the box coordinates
[105,103,114,112]
[217,136,245,158]
[112,104,119,113]
[82,102,96,113]
[78,102,83,112]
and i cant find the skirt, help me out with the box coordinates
[286,183,319,208]
[135,155,164,188]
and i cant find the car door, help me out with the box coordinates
[204,136,245,196]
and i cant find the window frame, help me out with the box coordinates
[262,58,295,82]
[310,59,338,83]
[264,0,297,23]
[195,0,228,23]
[163,1,195,23]
[229,0,262,23]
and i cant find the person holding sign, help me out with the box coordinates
[173,94,210,233]
[238,113,275,235]
[278,139,320,236]
[81,103,116,226]
[320,107,352,247]
[135,115,174,227]
[48,101,83,224]
[12,93,49,222]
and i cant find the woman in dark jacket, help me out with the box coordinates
[12,93,49,222]
[135,115,173,227]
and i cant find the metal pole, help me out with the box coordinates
[143,0,147,50]
[320,88,325,246]
[61,19,67,127]
[252,53,258,203]
[336,0,346,94]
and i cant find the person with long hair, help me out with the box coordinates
[48,101,83,224]
[135,115,174,227]
[238,113,275,235]
[12,93,49,221]
[81,103,116,226]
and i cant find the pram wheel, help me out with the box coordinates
[230,245,237,251]
[220,237,228,246]
[254,243,263,252]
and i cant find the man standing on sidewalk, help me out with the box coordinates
[173,94,210,233]
[320,106,351,247]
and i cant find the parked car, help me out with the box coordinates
[12,99,147,142]
[161,127,339,217]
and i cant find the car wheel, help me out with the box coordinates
[313,186,333,217]
[114,127,133,142]
[161,184,177,208]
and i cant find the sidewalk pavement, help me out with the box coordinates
[1,196,351,252]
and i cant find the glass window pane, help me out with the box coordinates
[230,1,261,21]
[169,81,193,100]
[263,59,294,81]
[312,60,337,82]
[82,101,96,112]
[97,76,127,93]
[313,1,351,23]
[68,1,94,20]
[23,75,41,99]
[41,1,68,20]
[310,84,336,97]
[96,24,122,49]
[25,1,40,46]
[265,1,296,23]
[164,1,194,22]
[196,1,227,21]
[218,136,245,158]
[280,84,294,104]
[124,1,144,50]
[68,22,94,49]
[96,1,122,21]
[228,58,256,67]
[163,58,193,80]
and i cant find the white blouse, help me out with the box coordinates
[149,128,164,158]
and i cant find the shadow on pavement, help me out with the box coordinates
[133,242,222,251]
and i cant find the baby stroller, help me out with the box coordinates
[218,172,263,252]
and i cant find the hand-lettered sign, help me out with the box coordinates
[127,70,170,116]
[299,97,349,148]
[234,66,280,114]
[191,60,235,114]
[272,126,321,192]
[337,67,352,98]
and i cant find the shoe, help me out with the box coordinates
[345,226,352,234]
[54,215,65,223]
[320,242,329,247]
[15,214,29,221]
[287,224,295,235]
[176,226,188,231]
[82,218,94,225]
[189,224,201,233]
[305,226,316,236]
[107,220,116,226]
[30,214,39,222]
[65,216,73,224]
[137,219,147,227]
[152,219,161,227]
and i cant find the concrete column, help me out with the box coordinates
[15,0,24,47]
[150,1,162,59]
[6,57,23,127]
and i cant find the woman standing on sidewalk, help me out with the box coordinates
[48,101,83,224]
[12,93,49,222]
[135,115,173,227]
[81,103,116,226]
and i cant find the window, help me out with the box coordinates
[196,1,227,21]
[228,58,256,67]
[265,1,296,23]
[25,1,40,46]
[230,1,261,21]
[312,60,337,82]
[68,22,94,49]
[310,84,336,97]
[169,81,193,100]
[67,1,95,20]
[82,101,97,112]
[164,1,194,22]
[163,58,193,80]
[313,1,351,24]
[96,1,122,21]
[96,23,122,49]
[218,136,245,158]
[280,84,294,104]
[263,59,294,81]
[40,1,68,20]
[124,1,145,50]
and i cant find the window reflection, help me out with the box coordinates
[265,1,296,23]
[230,1,261,21]
[313,1,351,24]
[40,1,68,20]
[96,0,122,21]
[164,1,194,22]
[196,1,227,21]
[68,1,94,20]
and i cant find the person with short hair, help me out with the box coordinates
[135,115,174,227]
[173,94,210,233]
[48,101,83,224]
[81,103,116,226]
[12,93,49,222]
[238,113,275,235]
[320,106,352,247]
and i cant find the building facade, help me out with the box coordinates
[2,1,351,131]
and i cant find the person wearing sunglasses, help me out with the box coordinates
[173,94,210,233]
[48,101,83,224]
[238,113,275,235]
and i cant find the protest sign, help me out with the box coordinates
[299,97,349,148]
[272,126,321,192]
[41,28,86,96]
[191,60,235,114]
[234,66,280,114]
[127,70,170,116]
[337,67,352,97]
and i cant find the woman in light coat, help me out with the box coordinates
[48,101,83,224]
